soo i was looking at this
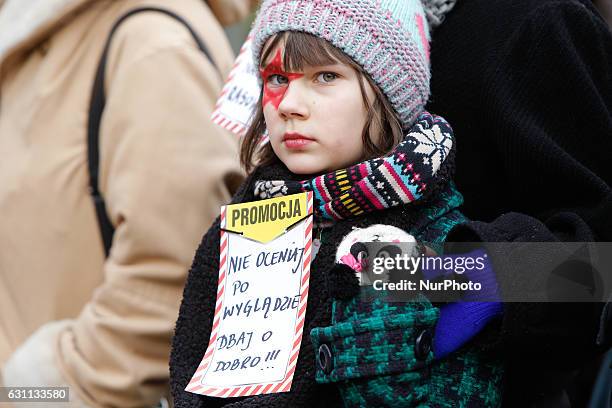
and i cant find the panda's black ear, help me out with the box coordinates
[328,263,359,300]
[350,242,368,259]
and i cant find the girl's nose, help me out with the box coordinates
[278,82,309,120]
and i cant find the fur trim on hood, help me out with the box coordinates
[0,0,253,64]
[0,0,82,63]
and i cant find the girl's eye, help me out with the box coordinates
[316,72,338,83]
[266,74,288,86]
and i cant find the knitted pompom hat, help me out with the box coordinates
[252,0,431,130]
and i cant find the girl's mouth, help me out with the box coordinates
[283,132,314,149]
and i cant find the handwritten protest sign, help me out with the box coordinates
[211,34,260,137]
[186,192,313,397]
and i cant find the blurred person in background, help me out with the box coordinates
[426,0,611,406]
[0,0,251,406]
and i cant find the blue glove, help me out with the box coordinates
[421,248,503,358]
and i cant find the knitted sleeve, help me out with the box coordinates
[446,213,611,363]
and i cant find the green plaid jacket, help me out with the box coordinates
[310,186,504,407]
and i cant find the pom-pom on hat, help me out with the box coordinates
[252,0,432,130]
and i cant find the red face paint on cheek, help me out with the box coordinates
[260,49,303,110]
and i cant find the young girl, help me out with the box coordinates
[171,1,503,406]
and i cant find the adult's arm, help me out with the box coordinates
[436,0,612,364]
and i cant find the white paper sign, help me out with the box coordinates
[211,34,261,136]
[186,192,313,397]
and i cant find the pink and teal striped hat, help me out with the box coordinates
[252,0,432,130]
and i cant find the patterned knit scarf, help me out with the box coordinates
[254,111,454,221]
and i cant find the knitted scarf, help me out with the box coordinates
[254,111,455,222]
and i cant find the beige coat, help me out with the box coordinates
[0,0,250,406]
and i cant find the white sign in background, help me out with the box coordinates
[211,34,261,136]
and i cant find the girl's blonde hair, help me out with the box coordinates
[240,32,403,173]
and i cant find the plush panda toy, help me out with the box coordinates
[334,224,422,286]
